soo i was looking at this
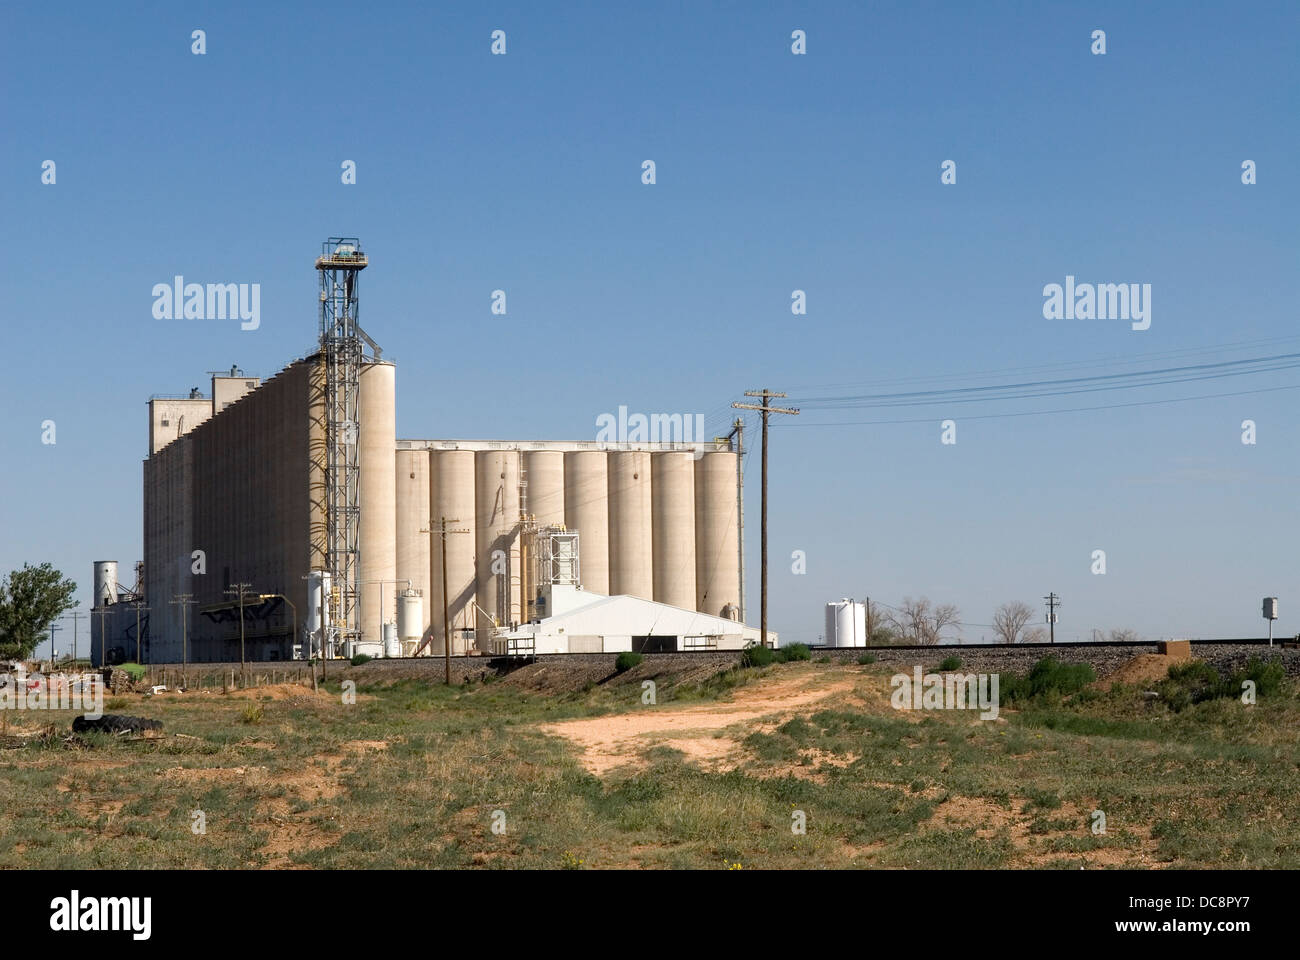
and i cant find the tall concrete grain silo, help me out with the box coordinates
[358,362,397,652]
[608,450,654,600]
[564,451,609,595]
[523,450,565,527]
[694,450,740,617]
[651,452,697,610]
[475,449,521,644]
[395,448,431,646]
[429,449,477,655]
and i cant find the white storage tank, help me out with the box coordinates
[397,590,423,645]
[825,599,867,647]
[383,622,400,658]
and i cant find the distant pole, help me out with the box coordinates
[225,583,253,682]
[732,390,800,649]
[48,622,62,665]
[64,610,87,665]
[129,600,151,663]
[171,594,197,686]
[423,518,469,685]
[1043,593,1060,644]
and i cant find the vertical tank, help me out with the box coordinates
[429,449,477,655]
[608,451,654,600]
[93,561,118,607]
[824,599,867,647]
[564,451,609,595]
[523,451,565,527]
[475,450,521,646]
[382,622,400,658]
[395,449,431,641]
[358,361,397,650]
[651,452,697,610]
[397,589,423,655]
[694,451,740,617]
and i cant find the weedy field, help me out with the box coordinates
[1,655,1297,869]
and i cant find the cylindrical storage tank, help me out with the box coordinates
[382,622,399,658]
[395,449,431,642]
[564,451,609,595]
[694,451,741,617]
[429,450,478,656]
[824,599,866,647]
[93,561,118,607]
[358,362,397,650]
[475,450,521,648]
[651,452,697,610]
[397,590,423,644]
[608,451,654,600]
[523,451,566,527]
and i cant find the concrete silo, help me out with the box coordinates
[651,452,696,610]
[358,361,397,651]
[563,451,609,595]
[694,450,740,617]
[523,450,566,528]
[608,451,654,600]
[395,448,431,646]
[475,449,521,645]
[429,449,477,655]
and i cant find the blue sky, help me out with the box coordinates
[3,1,1298,655]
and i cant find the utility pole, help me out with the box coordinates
[225,584,253,683]
[732,390,800,649]
[1043,593,1060,644]
[424,518,469,685]
[129,599,151,664]
[93,605,108,668]
[64,610,87,665]
[48,622,62,666]
[171,594,197,688]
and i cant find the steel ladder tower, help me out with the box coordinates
[316,238,379,658]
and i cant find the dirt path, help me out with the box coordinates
[538,667,857,775]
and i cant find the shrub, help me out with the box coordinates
[350,653,372,666]
[937,655,963,672]
[1001,657,1096,703]
[1158,656,1286,711]
[856,653,876,665]
[240,703,264,725]
[614,651,644,673]
[741,644,776,668]
[778,643,811,662]
[117,662,146,681]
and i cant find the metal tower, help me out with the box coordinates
[315,238,380,658]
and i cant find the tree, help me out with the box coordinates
[1022,626,1048,644]
[1107,628,1140,643]
[887,596,960,646]
[992,601,1035,644]
[0,563,77,661]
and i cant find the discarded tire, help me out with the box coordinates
[72,715,163,735]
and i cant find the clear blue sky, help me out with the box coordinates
[3,1,1298,656]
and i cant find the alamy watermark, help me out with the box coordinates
[1042,275,1150,331]
[891,665,999,720]
[0,669,103,719]
[152,276,260,330]
[595,405,707,447]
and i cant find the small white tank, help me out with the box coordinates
[383,622,400,658]
[397,590,423,644]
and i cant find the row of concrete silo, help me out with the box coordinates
[393,445,741,654]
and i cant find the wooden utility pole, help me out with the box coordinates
[731,390,799,649]
[129,600,151,664]
[225,584,253,682]
[1044,593,1060,644]
[423,518,469,684]
[64,610,87,665]
[170,594,197,688]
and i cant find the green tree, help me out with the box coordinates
[0,563,78,660]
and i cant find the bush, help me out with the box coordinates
[240,703,264,725]
[350,653,372,666]
[1158,656,1285,711]
[779,643,811,662]
[856,653,876,665]
[614,651,644,673]
[741,644,776,668]
[117,662,146,681]
[1001,656,1096,703]
[937,655,963,671]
